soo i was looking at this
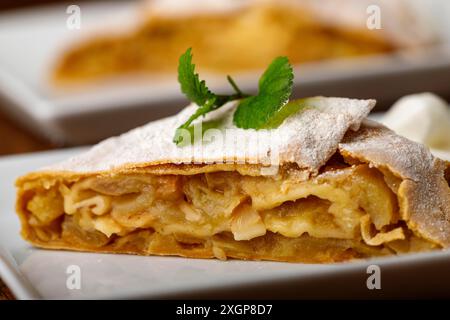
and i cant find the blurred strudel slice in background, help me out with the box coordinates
[52,0,436,85]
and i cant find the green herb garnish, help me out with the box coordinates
[173,48,248,145]
[174,48,295,145]
[233,56,293,129]
[262,98,310,129]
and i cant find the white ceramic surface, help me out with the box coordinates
[1,147,450,299]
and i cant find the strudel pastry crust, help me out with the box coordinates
[16,97,450,263]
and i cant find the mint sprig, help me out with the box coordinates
[233,57,293,129]
[174,48,247,145]
[173,49,295,145]
[177,48,215,106]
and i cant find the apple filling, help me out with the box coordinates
[20,159,437,262]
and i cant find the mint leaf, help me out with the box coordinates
[174,48,248,145]
[174,48,219,145]
[262,98,310,129]
[178,48,214,106]
[173,97,216,145]
[233,56,293,129]
[173,50,298,146]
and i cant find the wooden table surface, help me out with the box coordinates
[0,109,56,300]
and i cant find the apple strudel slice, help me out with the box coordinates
[16,97,450,263]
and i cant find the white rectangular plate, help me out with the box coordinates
[1,1,450,145]
[1,148,450,299]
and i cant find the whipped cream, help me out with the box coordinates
[382,93,450,150]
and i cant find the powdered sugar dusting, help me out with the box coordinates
[340,120,450,247]
[339,119,435,181]
[42,97,375,174]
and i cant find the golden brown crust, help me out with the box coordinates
[340,120,450,247]
[17,223,390,263]
[16,163,268,186]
